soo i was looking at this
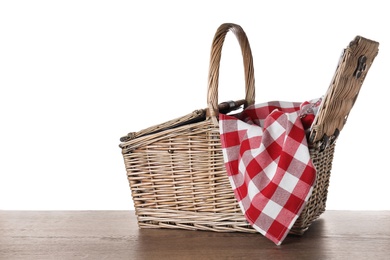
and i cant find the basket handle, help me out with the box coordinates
[207,23,255,118]
[309,36,379,146]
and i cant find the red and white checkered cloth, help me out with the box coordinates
[219,98,321,245]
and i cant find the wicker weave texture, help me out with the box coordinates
[121,119,336,234]
[310,36,379,143]
[122,119,255,232]
[119,23,379,236]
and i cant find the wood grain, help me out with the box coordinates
[1,211,389,259]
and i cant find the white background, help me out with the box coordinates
[1,1,389,210]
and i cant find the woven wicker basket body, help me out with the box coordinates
[120,23,379,236]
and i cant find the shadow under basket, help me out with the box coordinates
[119,23,379,236]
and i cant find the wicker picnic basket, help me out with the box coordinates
[119,23,379,235]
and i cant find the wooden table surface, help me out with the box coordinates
[1,210,389,260]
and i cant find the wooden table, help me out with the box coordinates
[1,210,389,259]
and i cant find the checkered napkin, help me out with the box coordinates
[219,99,321,245]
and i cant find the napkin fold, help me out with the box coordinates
[219,98,321,245]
